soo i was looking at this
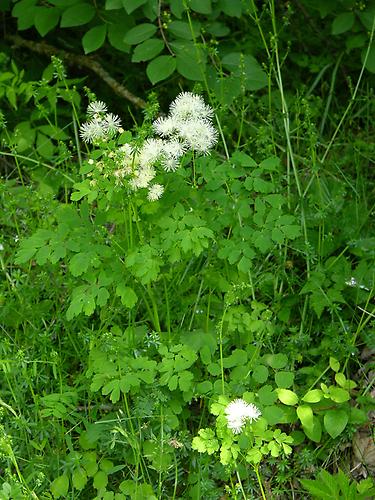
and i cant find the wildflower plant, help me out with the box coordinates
[76,92,217,204]
[192,395,293,469]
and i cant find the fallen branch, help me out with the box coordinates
[6,34,147,109]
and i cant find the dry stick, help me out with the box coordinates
[6,34,147,109]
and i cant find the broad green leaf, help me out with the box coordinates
[69,252,90,276]
[262,405,285,425]
[263,353,288,369]
[196,381,212,394]
[358,5,375,30]
[259,156,280,171]
[60,3,96,27]
[132,38,164,62]
[207,362,221,376]
[232,151,257,167]
[96,287,109,307]
[324,409,348,438]
[124,23,157,45]
[189,0,211,14]
[258,385,277,405]
[247,448,262,464]
[252,364,269,383]
[146,55,176,84]
[297,405,314,430]
[221,0,242,17]
[168,20,200,39]
[105,0,122,9]
[302,389,323,403]
[108,23,131,52]
[329,356,340,372]
[223,349,247,368]
[82,451,98,477]
[331,12,355,35]
[192,428,219,454]
[175,44,205,80]
[34,7,60,36]
[82,24,107,54]
[121,0,147,14]
[329,386,350,403]
[36,132,54,159]
[221,52,267,90]
[276,388,298,406]
[72,467,87,490]
[334,372,346,388]
[275,371,294,388]
[178,370,194,392]
[362,43,375,73]
[50,474,69,498]
[300,477,335,498]
[115,284,138,308]
[303,415,322,443]
[253,177,274,193]
[93,470,108,489]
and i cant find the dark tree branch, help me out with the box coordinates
[6,34,147,109]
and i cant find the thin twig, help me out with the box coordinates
[6,34,147,109]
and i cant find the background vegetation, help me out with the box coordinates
[0,0,374,498]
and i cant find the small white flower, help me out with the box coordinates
[119,143,133,155]
[161,157,179,172]
[130,166,156,189]
[345,277,357,287]
[147,183,164,201]
[225,399,261,434]
[87,101,108,117]
[153,116,178,137]
[161,139,186,160]
[345,277,370,291]
[170,92,214,122]
[0,243,4,251]
[139,138,164,167]
[79,119,107,143]
[179,119,218,154]
[104,113,122,134]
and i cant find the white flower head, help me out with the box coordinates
[170,92,214,122]
[130,166,156,190]
[225,399,261,434]
[87,100,108,117]
[104,113,122,135]
[153,116,178,137]
[147,183,164,201]
[179,119,218,154]
[161,139,186,160]
[139,138,164,167]
[119,143,133,155]
[161,157,179,172]
[79,119,107,143]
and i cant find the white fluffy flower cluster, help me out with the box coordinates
[225,399,262,434]
[80,93,217,202]
[153,92,218,159]
[80,101,122,143]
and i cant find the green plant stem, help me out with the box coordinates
[235,468,247,499]
[147,284,162,333]
[218,306,227,395]
[254,465,267,500]
[307,365,330,392]
[321,14,375,163]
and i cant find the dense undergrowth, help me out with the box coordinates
[0,1,374,498]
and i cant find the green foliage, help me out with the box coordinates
[1,1,375,497]
[300,470,375,499]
